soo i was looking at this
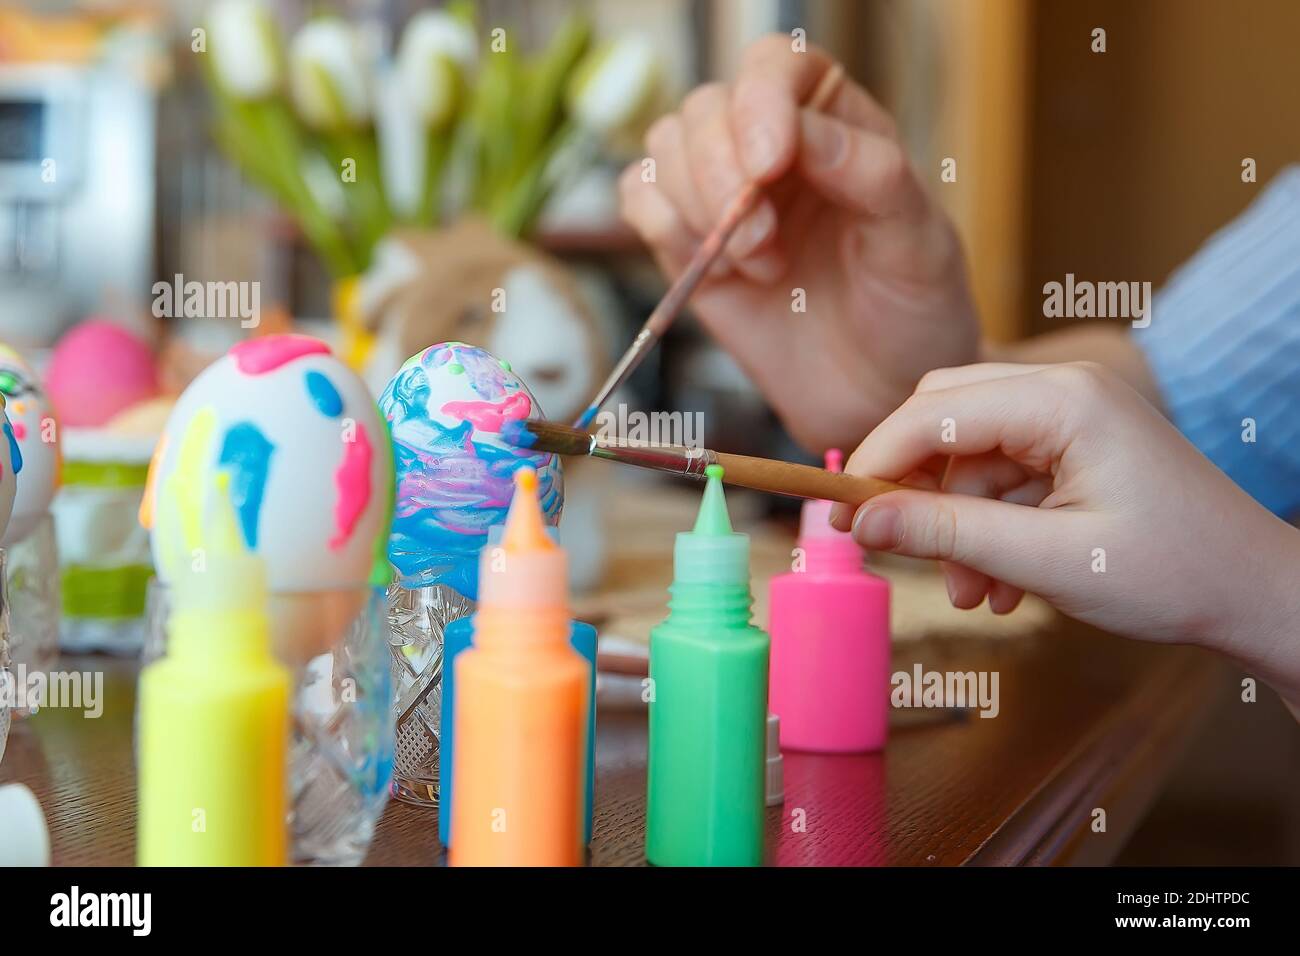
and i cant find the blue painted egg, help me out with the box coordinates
[379,342,562,597]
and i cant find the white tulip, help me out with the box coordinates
[397,11,477,129]
[567,36,658,136]
[289,19,372,130]
[209,0,282,99]
[374,66,426,218]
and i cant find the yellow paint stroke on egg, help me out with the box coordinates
[171,407,217,556]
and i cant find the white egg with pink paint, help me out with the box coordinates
[148,335,393,593]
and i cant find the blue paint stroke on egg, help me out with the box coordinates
[498,418,537,449]
[218,422,275,549]
[305,370,344,418]
[3,421,22,475]
[379,343,562,598]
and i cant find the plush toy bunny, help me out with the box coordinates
[357,219,604,414]
[357,218,612,593]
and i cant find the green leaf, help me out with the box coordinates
[518,13,590,168]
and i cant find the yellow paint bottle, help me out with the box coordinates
[137,465,289,866]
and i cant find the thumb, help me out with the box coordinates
[851,489,1067,591]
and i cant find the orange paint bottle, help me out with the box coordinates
[449,468,588,866]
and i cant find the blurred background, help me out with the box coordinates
[6,0,1300,445]
[0,0,1295,863]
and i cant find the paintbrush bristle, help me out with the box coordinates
[500,419,595,457]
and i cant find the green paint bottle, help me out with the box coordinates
[646,465,770,866]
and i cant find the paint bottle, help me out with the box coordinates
[449,468,588,866]
[439,607,596,849]
[137,476,289,866]
[646,464,769,866]
[769,449,890,753]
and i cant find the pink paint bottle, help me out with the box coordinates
[769,450,890,752]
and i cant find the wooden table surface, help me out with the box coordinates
[1,618,1228,866]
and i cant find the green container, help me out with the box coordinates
[645,466,770,866]
[53,431,156,652]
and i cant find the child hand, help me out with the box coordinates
[833,362,1300,705]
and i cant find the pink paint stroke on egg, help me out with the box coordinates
[231,334,331,375]
[440,393,532,433]
[329,423,373,551]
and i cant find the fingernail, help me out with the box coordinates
[803,115,847,171]
[945,575,958,605]
[852,505,903,550]
[735,249,785,284]
[828,503,852,531]
[728,201,775,259]
[743,122,781,178]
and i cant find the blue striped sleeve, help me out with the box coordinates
[1134,165,1300,519]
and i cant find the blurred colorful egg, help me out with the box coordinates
[0,402,18,543]
[379,342,563,597]
[0,345,59,547]
[147,334,393,592]
[46,319,160,428]
[105,396,175,438]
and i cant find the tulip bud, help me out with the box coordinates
[567,36,659,137]
[209,0,283,99]
[397,11,478,129]
[289,18,372,130]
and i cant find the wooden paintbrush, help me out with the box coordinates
[503,419,907,506]
[573,63,847,430]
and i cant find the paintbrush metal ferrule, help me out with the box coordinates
[588,438,718,478]
[515,418,719,479]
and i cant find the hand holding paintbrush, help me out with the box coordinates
[503,419,906,506]
[574,63,847,429]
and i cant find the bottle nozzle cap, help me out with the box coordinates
[674,464,749,585]
[158,429,272,657]
[692,464,734,534]
[170,472,269,615]
[796,448,864,569]
[501,467,556,553]
[478,467,568,610]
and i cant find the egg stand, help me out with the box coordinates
[4,514,60,717]
[388,581,469,806]
[0,576,10,765]
[379,341,565,809]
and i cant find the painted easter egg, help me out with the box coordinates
[379,342,563,598]
[0,345,59,547]
[0,400,19,543]
[148,334,393,592]
[46,319,160,428]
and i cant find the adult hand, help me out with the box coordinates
[619,36,980,451]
